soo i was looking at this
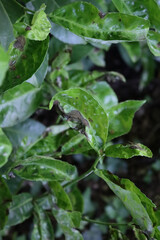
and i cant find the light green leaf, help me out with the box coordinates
[0,129,12,168]
[88,48,105,67]
[0,175,12,229]
[26,5,51,41]
[88,81,118,111]
[121,42,141,63]
[0,82,42,128]
[49,2,149,43]
[14,156,77,182]
[105,143,152,159]
[31,204,54,240]
[133,226,148,240]
[49,88,108,153]
[0,37,49,93]
[0,45,9,86]
[49,181,73,210]
[51,22,86,45]
[61,133,92,155]
[32,0,59,14]
[95,170,154,233]
[0,1,14,50]
[6,193,33,227]
[147,31,160,56]
[52,208,83,240]
[107,100,145,141]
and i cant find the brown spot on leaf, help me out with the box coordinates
[25,26,31,31]
[71,148,74,152]
[89,117,93,122]
[14,36,26,51]
[9,60,16,70]
[157,42,160,48]
[109,129,115,134]
[99,12,106,18]
[21,55,27,59]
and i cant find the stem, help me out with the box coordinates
[63,156,101,188]
[82,217,133,227]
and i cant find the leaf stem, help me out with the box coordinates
[82,217,133,227]
[63,156,101,188]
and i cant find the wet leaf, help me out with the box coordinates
[6,193,33,227]
[105,143,152,159]
[14,156,77,182]
[0,176,12,229]
[49,2,149,43]
[52,207,83,240]
[95,170,154,233]
[107,100,145,141]
[31,204,54,240]
[0,1,14,50]
[49,181,73,210]
[26,4,51,41]
[0,37,49,93]
[0,45,9,86]
[0,129,12,168]
[0,82,42,128]
[49,88,108,153]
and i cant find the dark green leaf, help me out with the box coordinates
[69,187,84,213]
[32,0,59,14]
[0,129,12,168]
[52,208,83,240]
[31,204,54,240]
[49,181,73,210]
[26,4,51,41]
[6,193,33,227]
[105,143,152,159]
[0,45,9,86]
[95,170,154,233]
[133,226,148,240]
[49,2,149,43]
[109,226,129,240]
[49,88,108,153]
[0,176,11,229]
[0,82,42,128]
[121,42,141,63]
[0,37,49,92]
[107,100,145,141]
[14,156,77,182]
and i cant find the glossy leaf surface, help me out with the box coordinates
[49,88,108,152]
[95,170,154,233]
[6,193,33,227]
[0,129,12,168]
[49,181,73,210]
[52,208,83,240]
[0,176,11,229]
[31,204,54,240]
[107,100,145,141]
[26,5,51,41]
[105,143,152,159]
[50,2,149,43]
[0,37,49,92]
[0,82,42,128]
[14,156,77,181]
[0,46,9,86]
[0,1,14,50]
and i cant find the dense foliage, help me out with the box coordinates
[0,0,160,239]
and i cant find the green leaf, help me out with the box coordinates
[109,226,129,240]
[26,5,51,41]
[88,48,105,67]
[52,208,83,240]
[49,181,73,210]
[49,2,149,43]
[133,226,148,240]
[0,1,14,50]
[105,143,152,159]
[49,88,108,153]
[69,187,84,213]
[0,45,9,86]
[0,129,12,168]
[0,37,49,92]
[95,170,154,233]
[14,156,77,182]
[88,81,118,111]
[121,42,141,63]
[51,22,86,45]
[0,82,42,128]
[31,204,54,240]
[107,100,145,141]
[0,176,12,229]
[32,0,59,14]
[6,193,33,227]
[61,133,92,155]
[4,119,46,148]
[1,0,25,24]
[147,31,160,56]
